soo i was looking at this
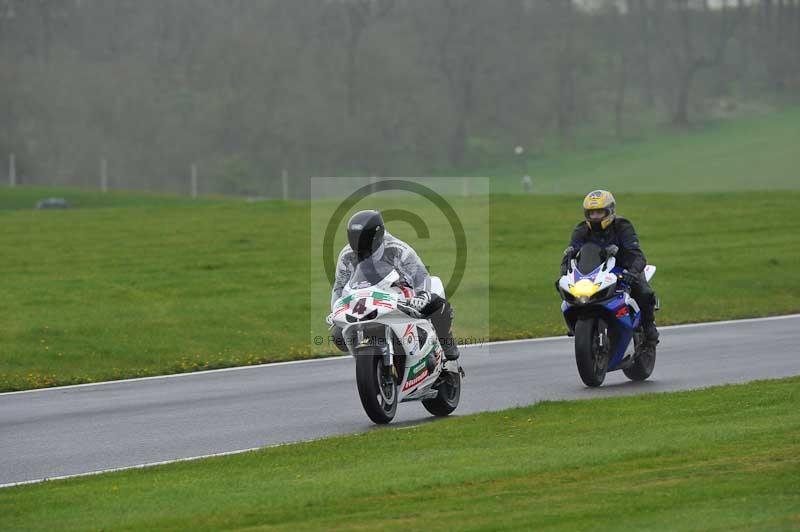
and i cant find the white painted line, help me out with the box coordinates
[0,437,320,490]
[460,312,800,348]
[657,313,800,330]
[1,313,798,398]
[0,354,349,397]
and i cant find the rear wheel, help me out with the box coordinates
[355,347,397,424]
[623,343,656,381]
[422,370,461,417]
[575,318,608,387]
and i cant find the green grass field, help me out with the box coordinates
[1,190,798,391]
[1,108,799,391]
[0,186,224,211]
[2,377,798,530]
[478,106,800,194]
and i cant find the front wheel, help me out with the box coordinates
[575,318,608,387]
[355,347,397,424]
[422,369,461,417]
[623,344,656,381]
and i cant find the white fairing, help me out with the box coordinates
[558,257,658,303]
[428,276,445,299]
[558,256,619,299]
[328,270,448,403]
[644,265,656,282]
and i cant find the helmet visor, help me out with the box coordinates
[586,209,609,222]
[348,225,384,260]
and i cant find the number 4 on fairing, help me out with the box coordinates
[352,298,367,315]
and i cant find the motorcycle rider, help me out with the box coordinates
[560,190,659,346]
[330,209,460,360]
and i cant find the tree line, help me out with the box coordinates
[1,0,798,196]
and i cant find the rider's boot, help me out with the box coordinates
[429,298,459,360]
[442,335,460,361]
[641,306,659,346]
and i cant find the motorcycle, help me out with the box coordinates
[327,259,463,424]
[556,242,658,387]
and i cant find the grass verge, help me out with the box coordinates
[2,377,798,530]
[477,105,800,194]
[1,191,799,390]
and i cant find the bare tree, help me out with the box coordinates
[658,0,737,125]
[338,0,394,117]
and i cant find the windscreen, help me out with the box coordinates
[577,243,604,274]
[348,259,396,289]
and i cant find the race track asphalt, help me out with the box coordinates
[1,314,798,487]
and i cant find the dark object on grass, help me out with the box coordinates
[35,198,71,209]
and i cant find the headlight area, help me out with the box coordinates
[559,287,576,304]
[593,284,616,301]
[561,283,617,305]
[346,309,379,323]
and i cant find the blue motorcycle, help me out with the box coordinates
[556,242,658,387]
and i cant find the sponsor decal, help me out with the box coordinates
[371,291,395,309]
[403,323,415,345]
[402,364,430,391]
[616,306,629,318]
[408,358,427,377]
[337,295,354,308]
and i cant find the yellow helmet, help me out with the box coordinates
[583,190,616,231]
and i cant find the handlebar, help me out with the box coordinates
[615,273,633,293]
[397,300,423,319]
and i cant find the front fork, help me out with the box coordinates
[596,319,609,353]
[351,325,394,364]
[383,325,395,378]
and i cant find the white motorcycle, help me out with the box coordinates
[327,260,463,424]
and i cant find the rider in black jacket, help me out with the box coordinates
[560,190,659,345]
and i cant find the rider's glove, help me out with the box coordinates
[621,269,638,285]
[560,246,575,275]
[604,245,619,258]
[406,290,431,313]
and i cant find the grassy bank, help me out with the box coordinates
[1,191,799,391]
[1,106,799,391]
[2,377,798,530]
[480,106,800,194]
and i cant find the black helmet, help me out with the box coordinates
[347,210,385,261]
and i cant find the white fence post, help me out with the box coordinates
[282,169,289,200]
[521,175,533,194]
[190,164,198,198]
[9,153,16,187]
[100,157,108,193]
